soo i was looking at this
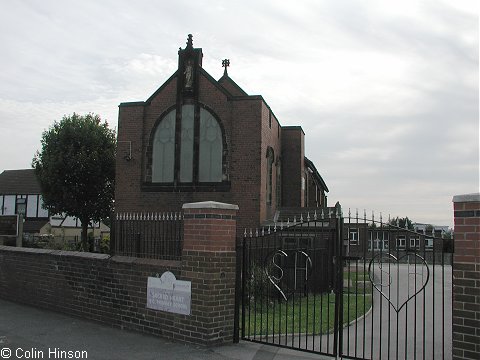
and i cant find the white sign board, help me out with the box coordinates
[146,272,191,315]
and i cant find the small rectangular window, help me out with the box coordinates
[38,196,49,218]
[26,195,39,218]
[425,238,433,249]
[410,237,420,249]
[3,195,15,215]
[349,228,358,245]
[397,236,406,249]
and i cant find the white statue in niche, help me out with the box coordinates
[184,59,193,88]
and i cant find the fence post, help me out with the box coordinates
[452,193,480,360]
[182,201,239,346]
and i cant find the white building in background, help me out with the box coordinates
[0,169,109,242]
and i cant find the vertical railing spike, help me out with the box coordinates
[300,213,303,222]
[274,223,277,232]
[268,226,271,234]
[255,228,259,237]
[244,228,247,238]
[321,209,324,219]
[280,221,284,230]
[287,218,290,226]
[348,208,351,219]
[307,212,310,222]
[356,208,359,220]
[249,228,253,238]
[314,210,317,220]
[294,216,297,224]
[261,227,265,236]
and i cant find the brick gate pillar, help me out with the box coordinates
[452,193,480,360]
[181,201,239,345]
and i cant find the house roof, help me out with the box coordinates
[0,169,42,195]
[23,219,49,233]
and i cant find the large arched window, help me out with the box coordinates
[149,104,226,189]
[199,108,223,182]
[152,109,176,182]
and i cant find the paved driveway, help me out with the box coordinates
[341,264,452,359]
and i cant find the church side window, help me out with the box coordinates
[266,148,274,205]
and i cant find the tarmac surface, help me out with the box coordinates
[0,299,330,360]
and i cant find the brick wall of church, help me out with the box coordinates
[115,71,279,232]
[281,127,305,208]
[115,43,312,232]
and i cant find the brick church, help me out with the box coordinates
[115,35,328,231]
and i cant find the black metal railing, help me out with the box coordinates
[240,206,342,357]
[111,212,183,260]
[341,210,452,360]
[239,206,452,360]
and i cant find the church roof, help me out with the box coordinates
[305,157,329,192]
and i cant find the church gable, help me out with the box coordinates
[115,34,329,232]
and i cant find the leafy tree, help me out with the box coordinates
[388,216,414,230]
[32,113,116,251]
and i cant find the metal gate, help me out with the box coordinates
[238,205,452,359]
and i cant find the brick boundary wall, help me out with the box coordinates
[452,193,480,360]
[0,201,238,347]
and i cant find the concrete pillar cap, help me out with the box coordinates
[182,201,239,210]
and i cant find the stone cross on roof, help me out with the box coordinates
[222,59,230,75]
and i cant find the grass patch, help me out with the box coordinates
[242,292,372,336]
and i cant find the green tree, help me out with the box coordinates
[32,113,116,251]
[389,216,414,230]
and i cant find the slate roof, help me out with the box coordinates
[304,157,329,192]
[0,169,42,194]
[23,219,49,233]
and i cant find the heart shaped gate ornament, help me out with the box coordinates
[367,252,430,313]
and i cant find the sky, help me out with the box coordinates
[0,0,478,228]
